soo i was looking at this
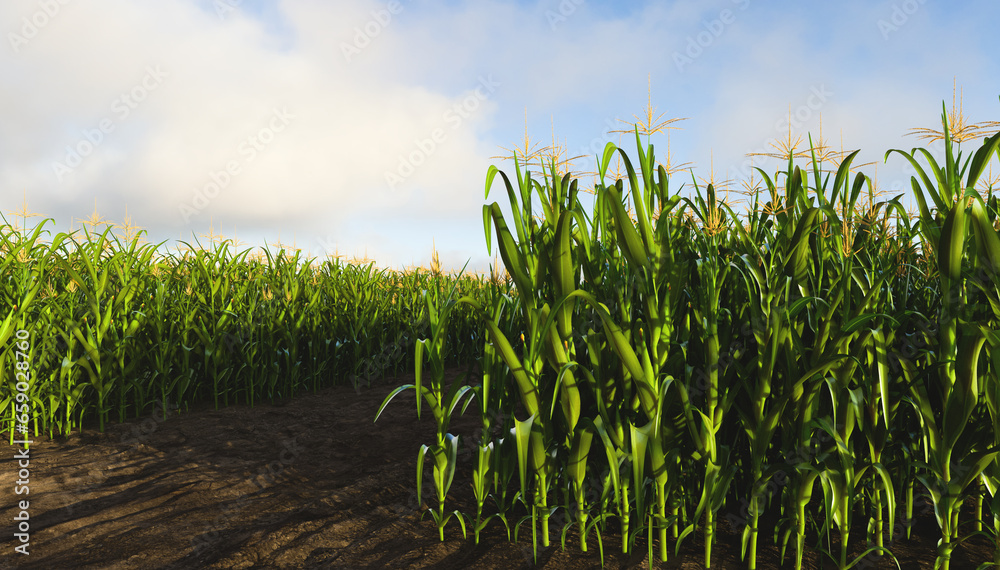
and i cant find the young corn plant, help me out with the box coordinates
[468,281,512,544]
[378,270,473,542]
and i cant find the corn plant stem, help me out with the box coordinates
[795,497,806,570]
[748,498,760,570]
[576,490,589,552]
[994,510,1000,566]
[671,493,680,539]
[841,522,850,569]
[621,477,630,554]
[906,477,914,540]
[704,507,715,568]
[537,472,551,547]
[705,328,721,568]
[978,483,984,532]
[657,506,667,562]
[874,484,884,552]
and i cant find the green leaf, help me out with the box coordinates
[606,183,651,272]
[513,415,535,503]
[971,194,1000,277]
[939,198,967,288]
[942,327,986,451]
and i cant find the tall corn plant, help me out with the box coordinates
[886,105,1000,570]
[475,155,592,555]
[724,145,888,569]
[725,159,827,569]
[971,187,1000,565]
[55,226,146,431]
[1,219,68,440]
[676,180,740,568]
[517,131,698,564]
[591,133,691,562]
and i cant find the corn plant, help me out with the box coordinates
[887,107,1000,570]
[678,179,740,568]
[2,217,498,438]
[5,92,1000,570]
[377,268,474,541]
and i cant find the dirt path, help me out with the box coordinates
[0,369,992,568]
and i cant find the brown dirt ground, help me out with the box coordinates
[0,367,995,569]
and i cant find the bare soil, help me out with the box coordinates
[0,368,995,569]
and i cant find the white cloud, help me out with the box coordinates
[1,0,998,272]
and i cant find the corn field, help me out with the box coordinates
[376,101,1000,569]
[5,100,1000,568]
[0,226,499,436]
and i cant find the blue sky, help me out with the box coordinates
[2,0,999,274]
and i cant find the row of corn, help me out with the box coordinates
[382,102,1000,569]
[0,227,503,436]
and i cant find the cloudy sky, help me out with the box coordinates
[2,0,998,273]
